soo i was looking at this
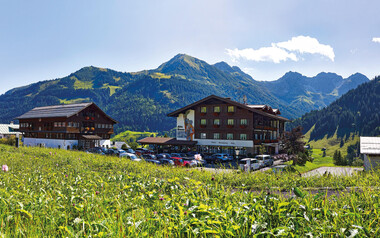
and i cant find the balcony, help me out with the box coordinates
[254,125,278,131]
[226,125,234,128]
[213,125,220,128]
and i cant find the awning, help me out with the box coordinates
[137,137,197,146]
[81,135,102,140]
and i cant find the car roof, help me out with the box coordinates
[241,158,258,161]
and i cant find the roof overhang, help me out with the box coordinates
[137,137,197,146]
[167,95,289,121]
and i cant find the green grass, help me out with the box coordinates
[59,98,91,104]
[71,76,93,90]
[111,130,157,143]
[101,83,122,96]
[1,144,380,236]
[286,149,336,173]
[304,125,359,157]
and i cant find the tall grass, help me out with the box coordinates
[0,144,379,236]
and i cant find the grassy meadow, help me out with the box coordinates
[0,144,380,236]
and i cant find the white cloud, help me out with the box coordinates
[275,36,335,61]
[373,37,380,43]
[226,45,297,63]
[226,35,335,63]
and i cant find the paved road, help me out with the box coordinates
[302,166,363,177]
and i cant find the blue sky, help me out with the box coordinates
[1,0,379,94]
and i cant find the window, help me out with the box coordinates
[54,122,58,127]
[227,106,235,112]
[227,119,234,125]
[214,106,220,113]
[213,133,220,139]
[39,126,41,131]
[201,133,207,139]
[200,119,207,125]
[240,119,248,125]
[214,119,220,125]
[201,107,207,113]
[227,133,234,140]
[240,134,247,140]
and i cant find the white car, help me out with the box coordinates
[239,158,264,171]
[120,153,142,161]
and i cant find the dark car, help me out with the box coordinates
[159,158,175,166]
[204,154,220,164]
[86,147,105,155]
[142,154,161,165]
[156,153,172,159]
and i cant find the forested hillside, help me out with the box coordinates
[0,54,369,134]
[291,76,380,141]
[261,72,369,112]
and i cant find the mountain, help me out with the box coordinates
[291,76,380,141]
[0,54,369,134]
[260,72,369,113]
[0,54,298,133]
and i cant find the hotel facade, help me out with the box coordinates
[167,95,289,155]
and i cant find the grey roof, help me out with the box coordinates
[16,103,92,120]
[360,137,380,154]
[0,123,20,135]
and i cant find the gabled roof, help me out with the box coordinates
[15,102,117,123]
[138,137,197,146]
[360,137,380,154]
[167,95,289,121]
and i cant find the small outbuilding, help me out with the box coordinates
[360,137,380,171]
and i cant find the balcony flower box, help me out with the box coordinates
[85,127,89,131]
[213,112,220,116]
[91,127,95,131]
[200,112,206,116]
[226,125,234,128]
[200,125,206,128]
[91,117,95,120]
[239,125,247,129]
[213,125,220,128]
[227,112,234,115]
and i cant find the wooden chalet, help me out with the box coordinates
[16,103,117,150]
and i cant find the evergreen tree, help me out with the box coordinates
[282,126,313,166]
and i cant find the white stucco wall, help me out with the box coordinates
[176,110,195,141]
[23,138,78,150]
[100,139,112,148]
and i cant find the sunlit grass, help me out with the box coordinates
[0,144,379,236]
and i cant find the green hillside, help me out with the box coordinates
[261,72,369,112]
[291,76,380,158]
[0,54,368,134]
[0,54,299,133]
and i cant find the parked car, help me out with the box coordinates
[105,149,127,157]
[239,158,264,171]
[125,148,135,154]
[204,154,219,164]
[255,155,274,167]
[135,148,152,156]
[86,147,105,155]
[172,157,197,167]
[142,154,157,160]
[171,153,187,158]
[120,153,142,161]
[159,158,175,166]
[156,153,172,159]
[212,153,233,162]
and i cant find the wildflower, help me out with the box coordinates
[153,211,157,215]
[2,165,9,172]
[49,152,52,156]
[183,203,188,206]
[184,211,187,215]
[96,191,100,195]
[211,177,215,181]
[65,174,68,178]
[159,197,164,201]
